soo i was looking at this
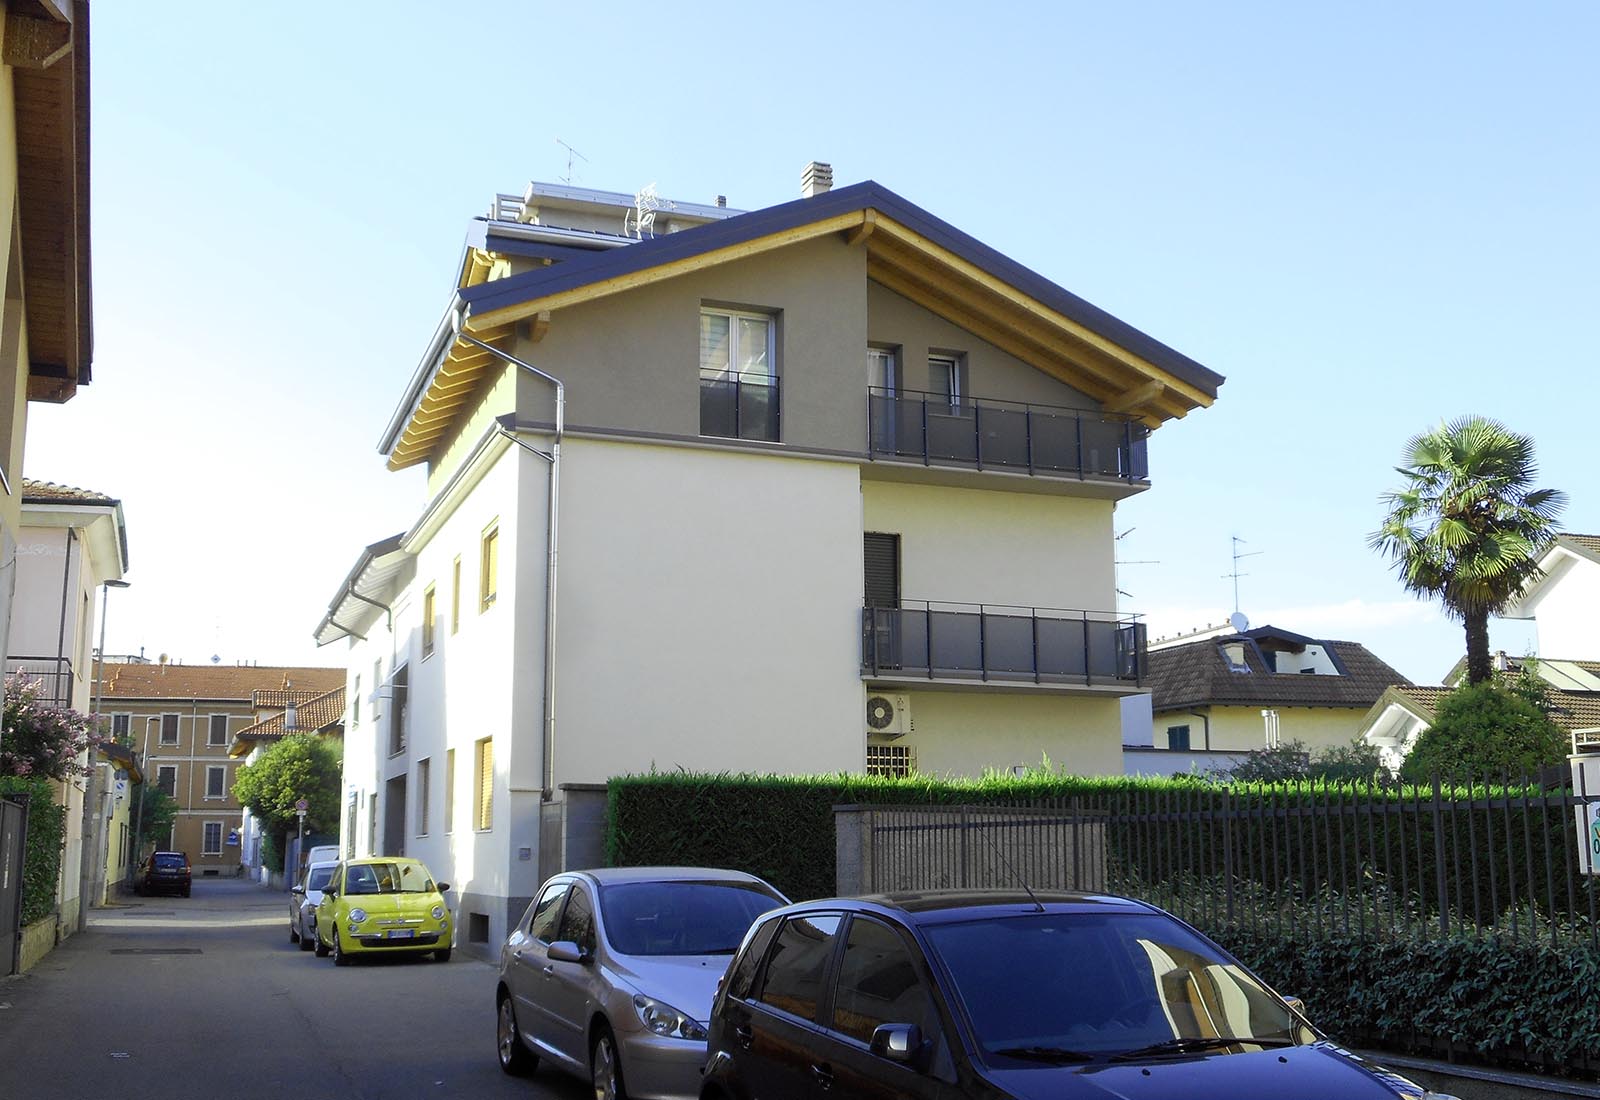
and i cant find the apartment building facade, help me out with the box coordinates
[96,662,343,875]
[318,169,1224,950]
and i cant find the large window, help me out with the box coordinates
[205,765,226,799]
[700,308,778,441]
[202,822,223,856]
[388,665,409,755]
[208,714,229,747]
[480,523,499,612]
[160,713,179,746]
[474,737,494,831]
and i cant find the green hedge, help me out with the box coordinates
[0,777,66,926]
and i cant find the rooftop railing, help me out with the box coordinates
[701,372,781,443]
[862,603,1146,685]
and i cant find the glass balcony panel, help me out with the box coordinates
[983,613,1036,673]
[978,407,1030,468]
[700,377,738,438]
[1080,417,1127,477]
[1034,618,1087,677]
[862,606,1144,684]
[738,381,778,442]
[925,409,977,464]
[928,610,982,674]
[702,374,779,442]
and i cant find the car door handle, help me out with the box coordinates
[810,1062,834,1090]
[542,965,555,976]
[733,1024,753,1050]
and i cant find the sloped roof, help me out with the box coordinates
[253,688,339,709]
[21,478,116,505]
[230,686,345,756]
[1375,684,1600,733]
[1146,628,1410,712]
[97,662,345,702]
[1559,534,1600,562]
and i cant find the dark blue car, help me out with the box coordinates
[700,891,1457,1100]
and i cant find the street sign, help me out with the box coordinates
[294,798,309,812]
[1589,803,1600,874]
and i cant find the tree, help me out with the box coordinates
[1,673,102,780]
[134,785,178,851]
[232,735,342,853]
[1399,681,1566,783]
[1370,416,1565,685]
[1215,738,1385,784]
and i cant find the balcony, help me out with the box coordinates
[701,371,780,442]
[867,388,1149,483]
[4,656,74,707]
[861,603,1146,687]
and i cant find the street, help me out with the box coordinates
[0,879,589,1100]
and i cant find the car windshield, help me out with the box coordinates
[306,866,335,892]
[923,911,1305,1062]
[344,862,434,895]
[153,854,185,870]
[598,880,785,956]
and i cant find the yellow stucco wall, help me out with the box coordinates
[897,691,1125,778]
[1156,705,1369,753]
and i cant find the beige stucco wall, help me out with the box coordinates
[0,63,22,546]
[1157,705,1369,754]
[862,480,1116,611]
[900,691,1125,778]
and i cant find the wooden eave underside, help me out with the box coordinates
[388,208,1215,468]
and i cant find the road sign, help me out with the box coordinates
[295,798,309,813]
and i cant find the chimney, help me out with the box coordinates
[715,195,727,208]
[800,161,832,199]
[285,702,298,730]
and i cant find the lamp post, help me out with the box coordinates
[295,798,309,882]
[78,578,130,932]
[127,714,156,885]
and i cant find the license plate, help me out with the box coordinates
[386,929,415,939]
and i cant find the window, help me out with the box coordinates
[416,758,431,836]
[1167,725,1192,751]
[528,882,569,944]
[156,765,177,796]
[422,584,436,657]
[727,917,782,1002]
[758,913,842,1022]
[556,885,596,954]
[1220,642,1250,672]
[474,737,494,831]
[451,556,462,634]
[208,714,229,747]
[202,822,223,856]
[868,346,897,394]
[700,307,778,441]
[866,744,915,778]
[831,916,939,1045]
[352,675,360,726]
[444,748,456,833]
[110,713,131,740]
[480,523,499,612]
[160,713,179,746]
[367,793,378,857]
[930,353,964,412]
[205,765,226,799]
[388,664,409,755]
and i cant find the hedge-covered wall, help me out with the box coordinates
[0,777,66,926]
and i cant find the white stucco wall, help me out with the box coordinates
[1523,554,1600,658]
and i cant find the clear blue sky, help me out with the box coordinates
[25,1,1597,683]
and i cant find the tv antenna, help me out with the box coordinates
[1114,527,1158,602]
[624,182,673,239]
[554,138,588,185]
[1223,535,1263,615]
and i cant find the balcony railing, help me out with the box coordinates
[701,371,780,442]
[862,603,1146,685]
[868,388,1149,482]
[4,656,75,707]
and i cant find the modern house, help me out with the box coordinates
[229,683,345,881]
[317,166,1224,951]
[95,661,344,876]
[5,478,125,929]
[1130,622,1408,775]
[1503,534,1600,659]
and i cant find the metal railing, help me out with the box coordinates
[861,603,1146,685]
[867,388,1150,482]
[3,657,74,707]
[700,372,780,442]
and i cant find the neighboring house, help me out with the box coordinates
[0,1,93,673]
[1130,622,1409,776]
[229,684,345,882]
[1503,534,1600,660]
[96,661,344,877]
[5,479,125,929]
[97,741,140,899]
[317,166,1225,951]
[1360,683,1600,775]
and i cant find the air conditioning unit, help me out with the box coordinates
[866,693,911,739]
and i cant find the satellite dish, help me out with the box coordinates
[1229,611,1249,633]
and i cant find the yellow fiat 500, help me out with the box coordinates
[315,857,453,965]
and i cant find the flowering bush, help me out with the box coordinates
[1,674,102,780]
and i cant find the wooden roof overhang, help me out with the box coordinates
[383,183,1223,471]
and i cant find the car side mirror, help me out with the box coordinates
[436,882,450,893]
[291,885,305,896]
[547,940,589,965]
[1283,995,1307,1016]
[324,887,337,899]
[870,1023,925,1066]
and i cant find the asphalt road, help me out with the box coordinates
[0,878,590,1100]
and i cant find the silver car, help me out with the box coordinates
[495,867,787,1099]
[289,860,338,951]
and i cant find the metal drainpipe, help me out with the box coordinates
[453,313,564,800]
[1187,708,1212,751]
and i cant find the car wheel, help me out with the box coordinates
[434,947,451,962]
[591,1024,627,1100]
[496,993,536,1076]
[314,927,330,957]
[299,922,315,951]
[333,928,349,967]
[289,920,300,944]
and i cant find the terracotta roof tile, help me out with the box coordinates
[1389,685,1600,732]
[21,478,117,505]
[1146,626,1410,712]
[97,662,344,702]
[235,686,346,740]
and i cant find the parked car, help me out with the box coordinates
[135,851,191,897]
[314,857,453,965]
[289,860,338,950]
[495,867,789,1100]
[699,891,1461,1100]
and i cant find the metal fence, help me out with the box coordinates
[4,656,74,707]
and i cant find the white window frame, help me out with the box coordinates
[205,765,226,800]
[208,713,229,747]
[868,346,897,396]
[416,757,431,837]
[110,713,132,740]
[699,307,775,382]
[202,821,224,856]
[929,353,963,412]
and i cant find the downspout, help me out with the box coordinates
[451,308,563,800]
[55,529,77,690]
[1187,708,1212,751]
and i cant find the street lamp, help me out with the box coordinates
[79,578,130,932]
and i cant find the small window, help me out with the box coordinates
[160,713,179,745]
[206,765,226,799]
[202,822,223,856]
[451,556,462,634]
[528,882,569,944]
[757,913,843,1022]
[208,714,229,747]
[866,744,916,778]
[422,584,436,657]
[416,757,431,836]
[930,354,964,413]
[444,748,456,834]
[557,886,597,953]
[111,713,132,740]
[388,665,409,755]
[868,346,897,394]
[1167,725,1192,752]
[352,675,361,726]
[1220,642,1250,672]
[480,523,499,612]
[156,765,177,796]
[474,737,494,831]
[831,916,939,1046]
[727,917,783,1002]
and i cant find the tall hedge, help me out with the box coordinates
[0,777,66,926]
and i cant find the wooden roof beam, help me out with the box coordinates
[4,12,73,70]
[1103,380,1165,415]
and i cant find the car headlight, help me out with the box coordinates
[431,905,445,921]
[348,908,368,924]
[633,994,707,1041]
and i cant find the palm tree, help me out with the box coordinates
[1370,416,1565,685]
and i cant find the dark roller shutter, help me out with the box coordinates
[864,533,900,608]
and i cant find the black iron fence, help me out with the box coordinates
[867,387,1149,482]
[700,372,779,442]
[862,603,1146,685]
[3,657,74,707]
